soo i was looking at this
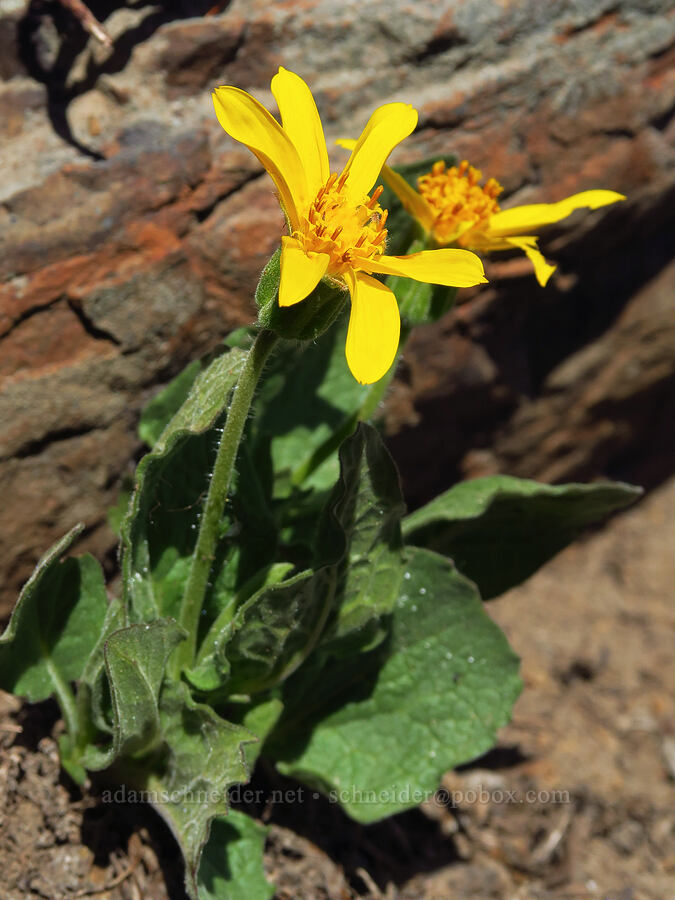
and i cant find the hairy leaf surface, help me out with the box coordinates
[317,423,406,654]
[188,567,335,696]
[121,347,277,632]
[145,682,252,900]
[82,619,185,770]
[267,547,521,823]
[198,811,274,900]
[0,526,107,703]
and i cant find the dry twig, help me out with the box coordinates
[70,865,134,897]
[56,0,113,47]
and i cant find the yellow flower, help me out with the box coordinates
[378,158,625,287]
[212,69,487,384]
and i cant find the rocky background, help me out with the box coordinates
[1,0,674,616]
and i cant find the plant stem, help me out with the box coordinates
[174,329,278,674]
[44,650,80,742]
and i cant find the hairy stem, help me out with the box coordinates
[174,329,278,675]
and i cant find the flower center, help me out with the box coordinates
[297,172,388,276]
[418,160,503,245]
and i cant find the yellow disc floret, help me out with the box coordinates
[418,160,503,245]
[297,172,388,277]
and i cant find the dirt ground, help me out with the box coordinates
[1,476,673,900]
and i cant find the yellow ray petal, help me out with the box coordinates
[340,103,418,202]
[212,86,309,229]
[380,165,436,232]
[487,190,625,238]
[345,270,401,385]
[505,236,556,287]
[279,236,330,307]
[338,138,435,231]
[367,248,487,287]
[271,67,329,198]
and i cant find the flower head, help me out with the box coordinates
[380,158,625,287]
[212,69,487,384]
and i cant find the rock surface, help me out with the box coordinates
[1,0,674,613]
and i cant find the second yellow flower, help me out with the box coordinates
[212,68,487,384]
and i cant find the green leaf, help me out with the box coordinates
[187,563,293,693]
[188,567,336,696]
[0,527,110,784]
[63,595,126,775]
[236,697,284,769]
[250,309,369,495]
[120,347,247,622]
[77,597,124,740]
[151,350,248,457]
[201,694,284,772]
[105,620,185,758]
[0,526,108,703]
[145,681,252,900]
[89,635,253,900]
[267,547,521,824]
[82,619,186,769]
[223,327,255,351]
[107,479,133,538]
[254,249,281,314]
[189,423,408,696]
[198,811,274,900]
[136,337,254,454]
[255,249,347,341]
[195,443,280,644]
[139,360,202,448]
[402,475,643,599]
[317,423,406,654]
